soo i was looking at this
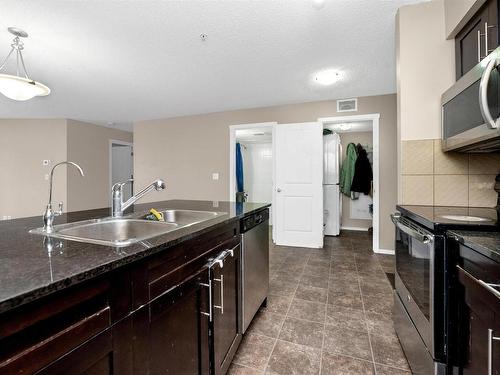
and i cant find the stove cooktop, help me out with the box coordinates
[396,205,499,232]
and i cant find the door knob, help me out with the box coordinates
[277,188,282,193]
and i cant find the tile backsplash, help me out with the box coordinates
[401,140,500,207]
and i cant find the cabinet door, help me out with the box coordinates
[212,244,242,375]
[458,266,500,375]
[455,0,499,79]
[148,267,210,375]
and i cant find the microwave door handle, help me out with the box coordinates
[390,214,432,244]
[479,57,500,129]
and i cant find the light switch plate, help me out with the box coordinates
[212,173,219,181]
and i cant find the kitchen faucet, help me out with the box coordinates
[43,161,85,233]
[111,179,166,217]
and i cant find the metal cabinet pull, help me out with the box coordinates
[213,275,224,314]
[479,29,483,63]
[488,328,500,375]
[227,248,234,257]
[485,22,496,55]
[199,278,213,322]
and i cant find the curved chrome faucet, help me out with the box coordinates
[112,178,166,217]
[43,161,85,233]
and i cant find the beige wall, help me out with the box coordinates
[0,119,67,219]
[397,0,455,142]
[134,94,398,250]
[397,0,500,208]
[339,132,373,231]
[67,120,133,211]
[444,0,485,38]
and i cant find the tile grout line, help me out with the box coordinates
[261,250,311,374]
[318,246,334,375]
[354,251,378,375]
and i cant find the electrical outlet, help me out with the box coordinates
[44,174,49,181]
[212,173,219,181]
[212,201,219,208]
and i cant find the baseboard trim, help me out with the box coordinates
[373,248,395,255]
[340,226,370,232]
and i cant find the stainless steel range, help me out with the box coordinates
[391,205,498,375]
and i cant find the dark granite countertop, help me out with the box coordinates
[396,205,498,232]
[447,230,500,263]
[0,199,270,314]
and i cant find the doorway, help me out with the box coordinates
[318,114,381,253]
[229,122,276,234]
[110,140,134,201]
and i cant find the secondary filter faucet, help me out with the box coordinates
[43,161,85,233]
[111,179,166,217]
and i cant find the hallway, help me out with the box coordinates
[229,231,410,375]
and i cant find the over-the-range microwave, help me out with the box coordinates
[442,46,500,152]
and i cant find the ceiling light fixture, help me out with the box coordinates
[314,69,341,85]
[312,0,326,9]
[338,123,352,131]
[0,27,50,101]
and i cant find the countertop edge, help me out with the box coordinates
[0,202,270,314]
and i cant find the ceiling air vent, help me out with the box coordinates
[337,98,358,112]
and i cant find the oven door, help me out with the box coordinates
[442,46,500,152]
[392,214,435,355]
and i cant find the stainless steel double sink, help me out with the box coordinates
[30,209,226,247]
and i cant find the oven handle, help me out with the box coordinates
[390,214,432,244]
[479,56,500,129]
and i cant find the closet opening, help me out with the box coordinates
[319,114,382,253]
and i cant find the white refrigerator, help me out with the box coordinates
[323,133,341,236]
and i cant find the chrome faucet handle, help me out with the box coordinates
[55,202,63,216]
[112,178,134,192]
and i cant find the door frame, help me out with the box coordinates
[317,113,387,254]
[109,139,134,200]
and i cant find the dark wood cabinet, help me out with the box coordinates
[211,243,242,375]
[0,220,246,375]
[455,0,499,79]
[457,265,500,375]
[147,267,211,375]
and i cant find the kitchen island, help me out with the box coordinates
[0,199,270,375]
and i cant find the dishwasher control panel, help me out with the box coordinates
[241,209,269,233]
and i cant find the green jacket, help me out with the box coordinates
[340,143,357,196]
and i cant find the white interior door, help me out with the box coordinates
[274,122,323,248]
[111,143,134,200]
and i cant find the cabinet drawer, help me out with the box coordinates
[460,244,500,283]
[134,222,238,303]
[0,287,111,375]
[149,235,240,300]
[457,266,500,375]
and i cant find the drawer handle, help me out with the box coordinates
[213,274,224,314]
[199,278,213,322]
[479,280,500,299]
[488,329,500,375]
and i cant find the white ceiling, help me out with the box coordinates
[0,0,423,131]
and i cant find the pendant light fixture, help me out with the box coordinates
[0,27,50,101]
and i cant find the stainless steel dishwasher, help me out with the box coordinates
[240,208,269,333]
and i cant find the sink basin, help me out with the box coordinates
[440,215,491,222]
[30,209,226,247]
[30,218,178,247]
[152,210,220,226]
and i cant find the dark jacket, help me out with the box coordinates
[350,147,372,195]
